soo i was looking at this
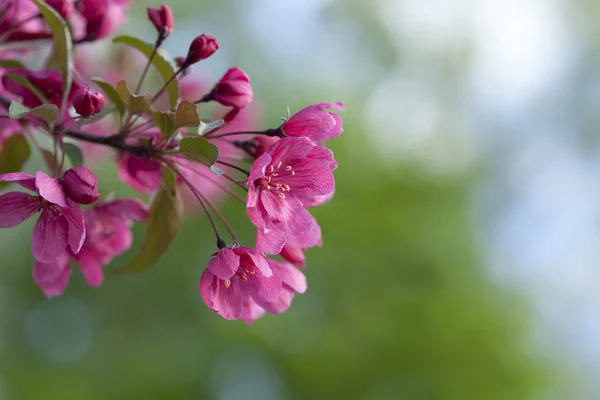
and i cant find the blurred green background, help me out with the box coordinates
[5,0,600,398]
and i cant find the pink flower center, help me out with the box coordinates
[223,265,256,288]
[257,161,295,199]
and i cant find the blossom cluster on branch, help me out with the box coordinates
[0,0,343,323]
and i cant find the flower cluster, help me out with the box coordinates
[0,1,343,323]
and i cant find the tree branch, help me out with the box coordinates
[63,131,152,157]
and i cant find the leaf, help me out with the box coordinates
[113,35,179,109]
[116,168,183,274]
[63,142,83,167]
[198,119,224,136]
[175,101,200,128]
[9,101,59,125]
[3,73,50,104]
[33,0,73,114]
[92,77,125,117]
[116,80,152,114]
[179,137,219,166]
[0,135,30,189]
[152,111,176,139]
[0,59,25,69]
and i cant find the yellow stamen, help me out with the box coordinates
[224,280,231,288]
[285,166,292,171]
[277,161,282,168]
[279,193,286,199]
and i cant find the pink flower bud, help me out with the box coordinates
[184,34,218,66]
[210,67,253,109]
[45,0,75,18]
[63,166,100,205]
[147,4,174,38]
[73,87,105,117]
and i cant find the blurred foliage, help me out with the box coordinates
[0,0,571,399]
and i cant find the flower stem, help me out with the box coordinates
[215,160,250,175]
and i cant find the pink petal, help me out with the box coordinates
[254,287,295,315]
[256,228,286,255]
[248,152,271,184]
[239,247,272,277]
[244,265,282,303]
[283,159,335,198]
[35,171,67,207]
[0,192,39,227]
[200,270,243,320]
[302,190,335,208]
[273,260,307,293]
[268,137,314,166]
[32,209,68,263]
[32,253,71,297]
[75,251,103,287]
[0,172,36,192]
[260,192,315,235]
[287,220,322,248]
[59,202,86,255]
[207,248,240,280]
[279,245,306,268]
[241,298,266,325]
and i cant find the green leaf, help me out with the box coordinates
[179,137,219,166]
[33,0,73,114]
[3,73,50,105]
[0,135,30,189]
[198,119,224,136]
[116,80,152,114]
[175,101,200,128]
[152,111,177,139]
[63,142,84,167]
[116,168,183,274]
[113,35,179,109]
[8,101,59,125]
[0,59,25,69]
[92,77,125,117]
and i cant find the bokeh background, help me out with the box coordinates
[3,0,600,398]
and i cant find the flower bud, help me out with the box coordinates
[210,67,253,109]
[45,0,75,18]
[147,4,174,38]
[184,34,218,66]
[63,166,100,205]
[73,87,105,118]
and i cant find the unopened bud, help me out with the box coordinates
[63,166,100,205]
[147,4,174,39]
[73,87,105,118]
[184,34,218,66]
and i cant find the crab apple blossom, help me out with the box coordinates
[0,171,85,263]
[184,34,219,66]
[73,87,105,117]
[199,247,282,320]
[203,67,253,109]
[33,198,148,296]
[2,69,83,109]
[147,4,174,38]
[247,137,335,254]
[62,166,100,205]
[277,102,344,142]
[0,4,343,323]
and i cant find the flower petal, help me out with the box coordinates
[273,260,307,293]
[75,251,103,287]
[0,192,39,227]
[200,269,243,320]
[32,209,68,263]
[256,228,286,255]
[207,248,240,280]
[32,253,71,297]
[260,192,315,235]
[254,286,295,315]
[59,202,86,255]
[35,171,67,207]
[268,137,314,167]
[244,264,282,303]
[101,198,149,221]
[241,298,266,325]
[248,152,271,184]
[0,172,36,192]
[283,159,335,198]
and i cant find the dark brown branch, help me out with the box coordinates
[63,131,152,157]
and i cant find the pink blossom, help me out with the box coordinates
[46,0,75,19]
[246,137,335,254]
[199,247,282,320]
[0,0,49,42]
[241,260,307,324]
[279,222,322,268]
[184,34,219,66]
[2,69,83,109]
[77,0,130,41]
[0,171,85,263]
[209,67,253,109]
[73,87,105,117]
[147,4,173,38]
[62,166,100,205]
[32,198,148,296]
[117,151,162,195]
[280,102,344,142]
